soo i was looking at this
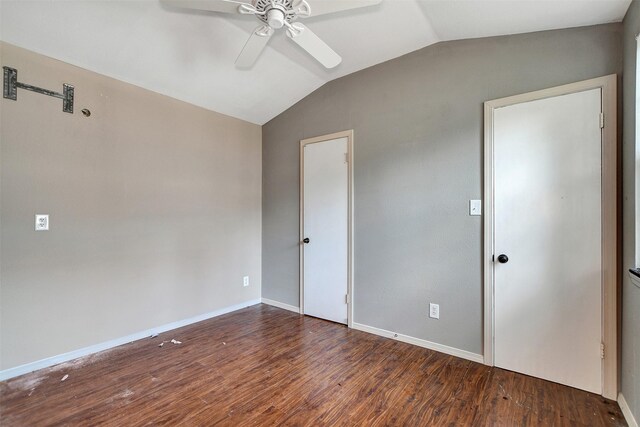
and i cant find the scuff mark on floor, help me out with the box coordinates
[6,375,47,393]
[118,389,134,399]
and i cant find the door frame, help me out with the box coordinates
[299,130,354,327]
[483,75,618,399]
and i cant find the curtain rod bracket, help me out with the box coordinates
[3,66,74,113]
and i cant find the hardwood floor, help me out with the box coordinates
[0,304,627,426]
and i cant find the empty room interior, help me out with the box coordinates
[1,0,640,425]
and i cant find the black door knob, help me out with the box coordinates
[497,254,509,264]
[303,238,310,244]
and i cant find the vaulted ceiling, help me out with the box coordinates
[0,0,632,124]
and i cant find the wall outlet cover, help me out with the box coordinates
[429,303,440,319]
[35,214,49,231]
[243,276,249,287]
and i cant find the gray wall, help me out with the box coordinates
[262,25,623,355]
[0,42,262,370]
[622,1,639,420]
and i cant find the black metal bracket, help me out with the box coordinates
[3,66,74,113]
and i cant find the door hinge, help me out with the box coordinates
[345,294,351,304]
[599,112,605,129]
[600,343,605,359]
[344,153,349,163]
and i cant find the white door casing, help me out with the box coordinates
[484,75,618,399]
[300,131,354,326]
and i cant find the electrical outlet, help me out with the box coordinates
[429,303,440,319]
[35,214,49,231]
[243,276,249,287]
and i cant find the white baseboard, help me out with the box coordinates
[260,303,482,364]
[0,298,261,382]
[261,298,301,314]
[351,322,484,364]
[619,393,639,427]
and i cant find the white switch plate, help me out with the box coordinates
[429,303,440,319]
[35,214,49,231]
[469,200,482,216]
[243,276,249,287]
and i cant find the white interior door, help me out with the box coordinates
[493,88,603,394]
[302,137,349,324]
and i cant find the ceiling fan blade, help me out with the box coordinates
[300,0,381,18]
[236,26,274,68]
[286,23,341,68]
[161,0,249,14]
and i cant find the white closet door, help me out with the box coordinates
[493,88,602,394]
[302,137,349,324]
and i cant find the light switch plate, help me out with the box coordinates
[35,214,49,231]
[469,200,482,216]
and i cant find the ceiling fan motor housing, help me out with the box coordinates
[267,8,285,28]
[254,0,296,28]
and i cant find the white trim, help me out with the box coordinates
[483,75,618,399]
[630,271,640,289]
[619,393,639,427]
[261,298,301,314]
[636,35,640,266]
[351,322,484,364]
[299,130,355,327]
[0,299,261,381]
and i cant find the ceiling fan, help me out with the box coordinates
[162,0,382,69]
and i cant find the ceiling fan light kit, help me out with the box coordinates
[162,0,381,69]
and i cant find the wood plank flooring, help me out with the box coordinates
[0,304,627,426]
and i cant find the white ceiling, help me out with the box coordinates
[0,0,632,125]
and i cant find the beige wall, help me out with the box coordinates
[0,42,262,370]
[622,1,639,420]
